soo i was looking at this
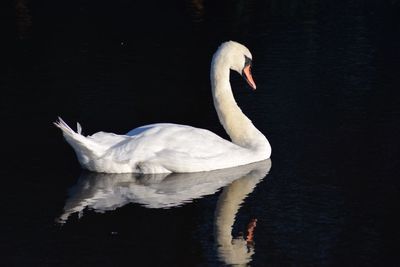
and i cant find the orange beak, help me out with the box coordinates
[242,65,257,90]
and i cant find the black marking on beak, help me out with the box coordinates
[244,55,252,67]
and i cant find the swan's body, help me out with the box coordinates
[55,41,271,173]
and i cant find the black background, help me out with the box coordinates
[2,0,400,266]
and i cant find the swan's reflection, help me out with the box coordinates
[59,159,271,265]
[214,160,270,265]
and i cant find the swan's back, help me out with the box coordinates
[126,123,239,158]
[102,123,251,173]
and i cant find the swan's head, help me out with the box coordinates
[212,41,257,90]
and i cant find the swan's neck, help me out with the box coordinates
[211,59,266,149]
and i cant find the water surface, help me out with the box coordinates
[2,0,400,266]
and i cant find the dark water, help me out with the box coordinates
[2,0,400,266]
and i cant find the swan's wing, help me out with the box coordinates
[87,131,129,147]
[89,123,240,159]
[105,124,249,172]
[118,124,241,157]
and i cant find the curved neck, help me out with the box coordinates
[211,57,265,149]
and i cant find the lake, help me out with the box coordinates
[2,0,400,266]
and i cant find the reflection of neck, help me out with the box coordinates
[214,177,258,246]
[213,172,264,266]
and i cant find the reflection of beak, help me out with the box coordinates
[242,65,257,90]
[246,218,257,245]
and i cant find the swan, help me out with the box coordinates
[54,41,271,173]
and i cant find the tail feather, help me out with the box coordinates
[53,117,76,136]
[54,117,104,161]
[77,122,82,135]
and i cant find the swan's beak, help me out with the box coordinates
[242,65,257,90]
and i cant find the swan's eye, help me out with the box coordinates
[244,55,252,67]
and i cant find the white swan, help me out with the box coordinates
[54,41,271,173]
